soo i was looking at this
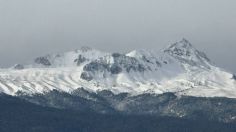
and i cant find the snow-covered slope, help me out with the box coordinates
[24,46,109,68]
[0,39,236,98]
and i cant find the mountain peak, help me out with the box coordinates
[164,38,198,59]
[164,38,211,69]
[180,38,192,46]
[165,38,194,52]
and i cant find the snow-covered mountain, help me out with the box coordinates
[0,39,235,98]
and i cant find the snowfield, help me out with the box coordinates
[0,39,236,98]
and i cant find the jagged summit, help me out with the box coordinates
[164,38,199,57]
[126,38,211,69]
[166,38,193,51]
[164,38,211,69]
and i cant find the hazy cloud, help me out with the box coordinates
[0,0,236,72]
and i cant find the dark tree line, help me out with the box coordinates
[1,94,236,132]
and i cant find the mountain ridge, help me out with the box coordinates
[0,39,235,98]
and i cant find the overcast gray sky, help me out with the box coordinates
[0,0,236,73]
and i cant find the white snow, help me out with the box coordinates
[0,39,236,98]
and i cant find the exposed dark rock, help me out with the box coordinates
[75,55,86,65]
[172,48,185,56]
[35,57,51,66]
[111,54,146,73]
[142,56,152,63]
[80,72,93,81]
[112,53,122,58]
[125,64,145,72]
[137,64,146,72]
[82,54,147,76]
[110,65,122,74]
[83,61,109,72]
[13,64,24,70]
[232,74,236,80]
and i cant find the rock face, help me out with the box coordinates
[83,53,147,75]
[34,56,51,66]
[13,64,24,70]
[80,72,93,81]
[75,55,86,66]
[232,74,236,80]
[110,65,122,74]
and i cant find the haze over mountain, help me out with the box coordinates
[0,0,236,73]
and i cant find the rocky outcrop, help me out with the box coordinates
[13,64,24,70]
[35,56,51,66]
